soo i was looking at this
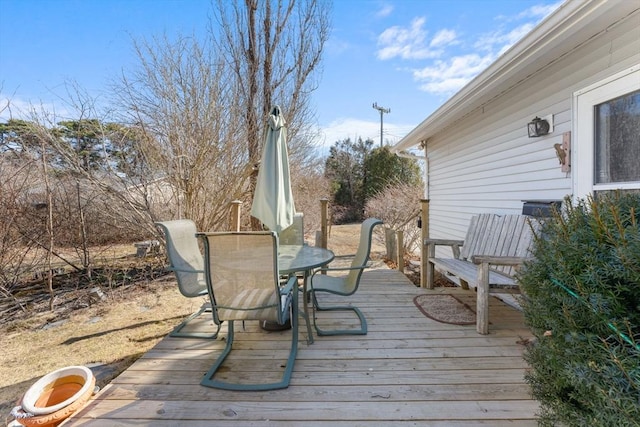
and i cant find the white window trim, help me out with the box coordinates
[572,64,640,201]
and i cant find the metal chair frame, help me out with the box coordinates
[197,231,299,391]
[310,218,383,336]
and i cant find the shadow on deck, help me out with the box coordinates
[65,268,539,426]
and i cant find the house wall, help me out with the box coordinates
[426,10,640,253]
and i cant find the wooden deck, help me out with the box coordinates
[64,269,539,426]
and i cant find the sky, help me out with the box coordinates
[0,0,563,153]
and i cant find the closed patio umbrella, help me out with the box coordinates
[251,105,296,234]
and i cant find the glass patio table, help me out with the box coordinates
[278,245,334,344]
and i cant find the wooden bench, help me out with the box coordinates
[425,214,539,334]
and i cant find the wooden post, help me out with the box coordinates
[420,199,430,288]
[396,230,404,273]
[319,198,328,249]
[477,261,490,334]
[230,200,242,231]
[384,228,397,261]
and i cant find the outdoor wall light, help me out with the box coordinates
[527,116,550,138]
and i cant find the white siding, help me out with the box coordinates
[426,11,640,253]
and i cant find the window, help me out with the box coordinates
[574,66,640,199]
[594,90,640,184]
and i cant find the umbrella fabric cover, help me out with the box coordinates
[251,106,296,234]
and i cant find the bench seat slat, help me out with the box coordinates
[431,258,515,286]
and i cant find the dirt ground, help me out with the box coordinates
[1,223,395,422]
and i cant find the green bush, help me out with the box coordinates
[518,192,640,426]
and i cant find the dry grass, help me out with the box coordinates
[0,224,389,423]
[0,275,197,423]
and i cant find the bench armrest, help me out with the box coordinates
[471,255,533,266]
[424,238,464,259]
[424,238,464,246]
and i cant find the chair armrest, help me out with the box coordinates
[471,255,533,266]
[279,275,298,296]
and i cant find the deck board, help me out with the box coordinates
[63,269,539,425]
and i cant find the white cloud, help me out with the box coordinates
[0,95,29,121]
[484,1,562,55]
[375,3,394,18]
[419,78,469,95]
[0,94,72,122]
[393,2,563,96]
[474,22,536,54]
[412,54,495,95]
[377,17,446,60]
[505,22,537,44]
[517,2,564,20]
[430,29,457,48]
[315,118,381,147]
[314,118,416,152]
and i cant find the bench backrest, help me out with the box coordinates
[460,214,539,276]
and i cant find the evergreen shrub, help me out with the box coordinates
[519,192,640,426]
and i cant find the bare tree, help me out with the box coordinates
[0,93,158,277]
[109,0,331,233]
[22,89,160,242]
[0,0,332,313]
[211,0,331,228]
[113,34,249,232]
[0,155,40,298]
[39,135,55,308]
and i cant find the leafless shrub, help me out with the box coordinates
[114,34,251,233]
[0,156,43,293]
[365,180,423,255]
[0,0,333,307]
[329,204,353,226]
[290,162,330,239]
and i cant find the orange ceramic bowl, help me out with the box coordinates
[21,366,95,416]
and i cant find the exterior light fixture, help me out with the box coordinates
[527,116,550,138]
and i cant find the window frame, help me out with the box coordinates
[573,65,640,200]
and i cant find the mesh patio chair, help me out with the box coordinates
[155,220,219,339]
[310,218,383,336]
[197,231,299,391]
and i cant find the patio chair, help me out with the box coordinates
[197,231,299,391]
[310,218,383,336]
[155,220,219,339]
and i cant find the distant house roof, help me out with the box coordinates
[391,0,639,154]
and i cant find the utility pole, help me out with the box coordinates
[372,102,390,147]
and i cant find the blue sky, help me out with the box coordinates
[0,0,562,152]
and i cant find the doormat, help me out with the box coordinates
[413,294,476,325]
